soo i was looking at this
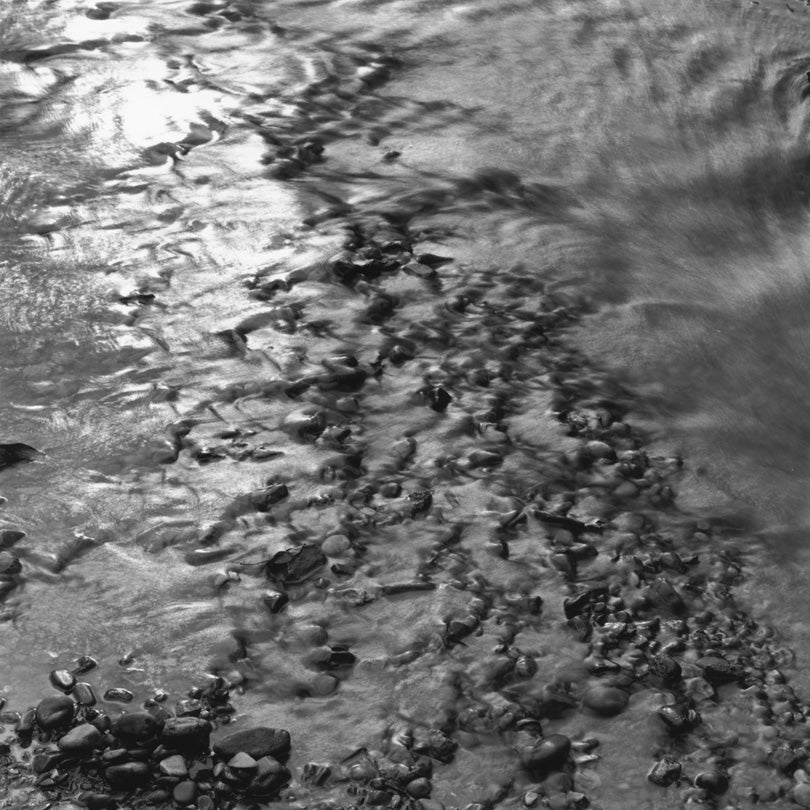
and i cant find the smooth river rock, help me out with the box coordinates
[213,726,291,762]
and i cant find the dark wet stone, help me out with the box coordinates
[248,755,291,796]
[36,695,75,729]
[33,750,66,773]
[106,761,150,788]
[769,743,803,773]
[0,442,42,469]
[102,747,129,763]
[648,757,681,786]
[73,682,97,706]
[0,529,25,549]
[113,711,162,743]
[160,717,212,751]
[644,578,685,614]
[695,770,729,794]
[0,552,21,576]
[648,654,682,686]
[413,729,457,763]
[301,762,331,785]
[57,722,102,756]
[582,685,628,716]
[175,699,202,717]
[173,779,198,805]
[657,703,701,734]
[49,669,76,693]
[540,685,578,718]
[0,711,21,725]
[265,545,326,585]
[407,490,433,516]
[251,483,289,511]
[697,655,742,686]
[80,794,118,810]
[563,586,609,620]
[467,449,502,469]
[104,688,134,703]
[74,655,98,674]
[228,751,258,771]
[416,253,453,268]
[521,734,572,777]
[423,386,452,412]
[213,727,291,762]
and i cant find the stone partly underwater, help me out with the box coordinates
[2,0,810,808]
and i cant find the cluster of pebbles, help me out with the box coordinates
[6,217,809,809]
[3,7,810,810]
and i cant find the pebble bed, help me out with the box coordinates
[1,3,809,809]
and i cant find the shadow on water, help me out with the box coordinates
[552,0,810,537]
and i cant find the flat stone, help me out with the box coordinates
[58,723,102,755]
[103,688,134,703]
[105,761,150,788]
[159,754,188,777]
[36,695,75,730]
[113,711,162,743]
[160,716,211,751]
[213,727,291,762]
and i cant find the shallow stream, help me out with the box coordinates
[3,0,810,807]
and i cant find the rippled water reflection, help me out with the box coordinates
[3,0,810,804]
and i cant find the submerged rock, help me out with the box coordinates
[265,545,326,585]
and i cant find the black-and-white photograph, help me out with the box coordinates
[0,0,808,807]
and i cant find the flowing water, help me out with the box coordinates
[2,0,810,806]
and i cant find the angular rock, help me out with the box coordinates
[697,655,742,686]
[213,726,291,762]
[563,586,608,620]
[648,757,681,786]
[58,723,102,755]
[248,756,291,797]
[36,695,75,730]
[265,545,326,585]
[159,754,188,777]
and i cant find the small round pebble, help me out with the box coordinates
[795,783,810,808]
[173,779,198,805]
[406,778,432,798]
[321,535,351,556]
